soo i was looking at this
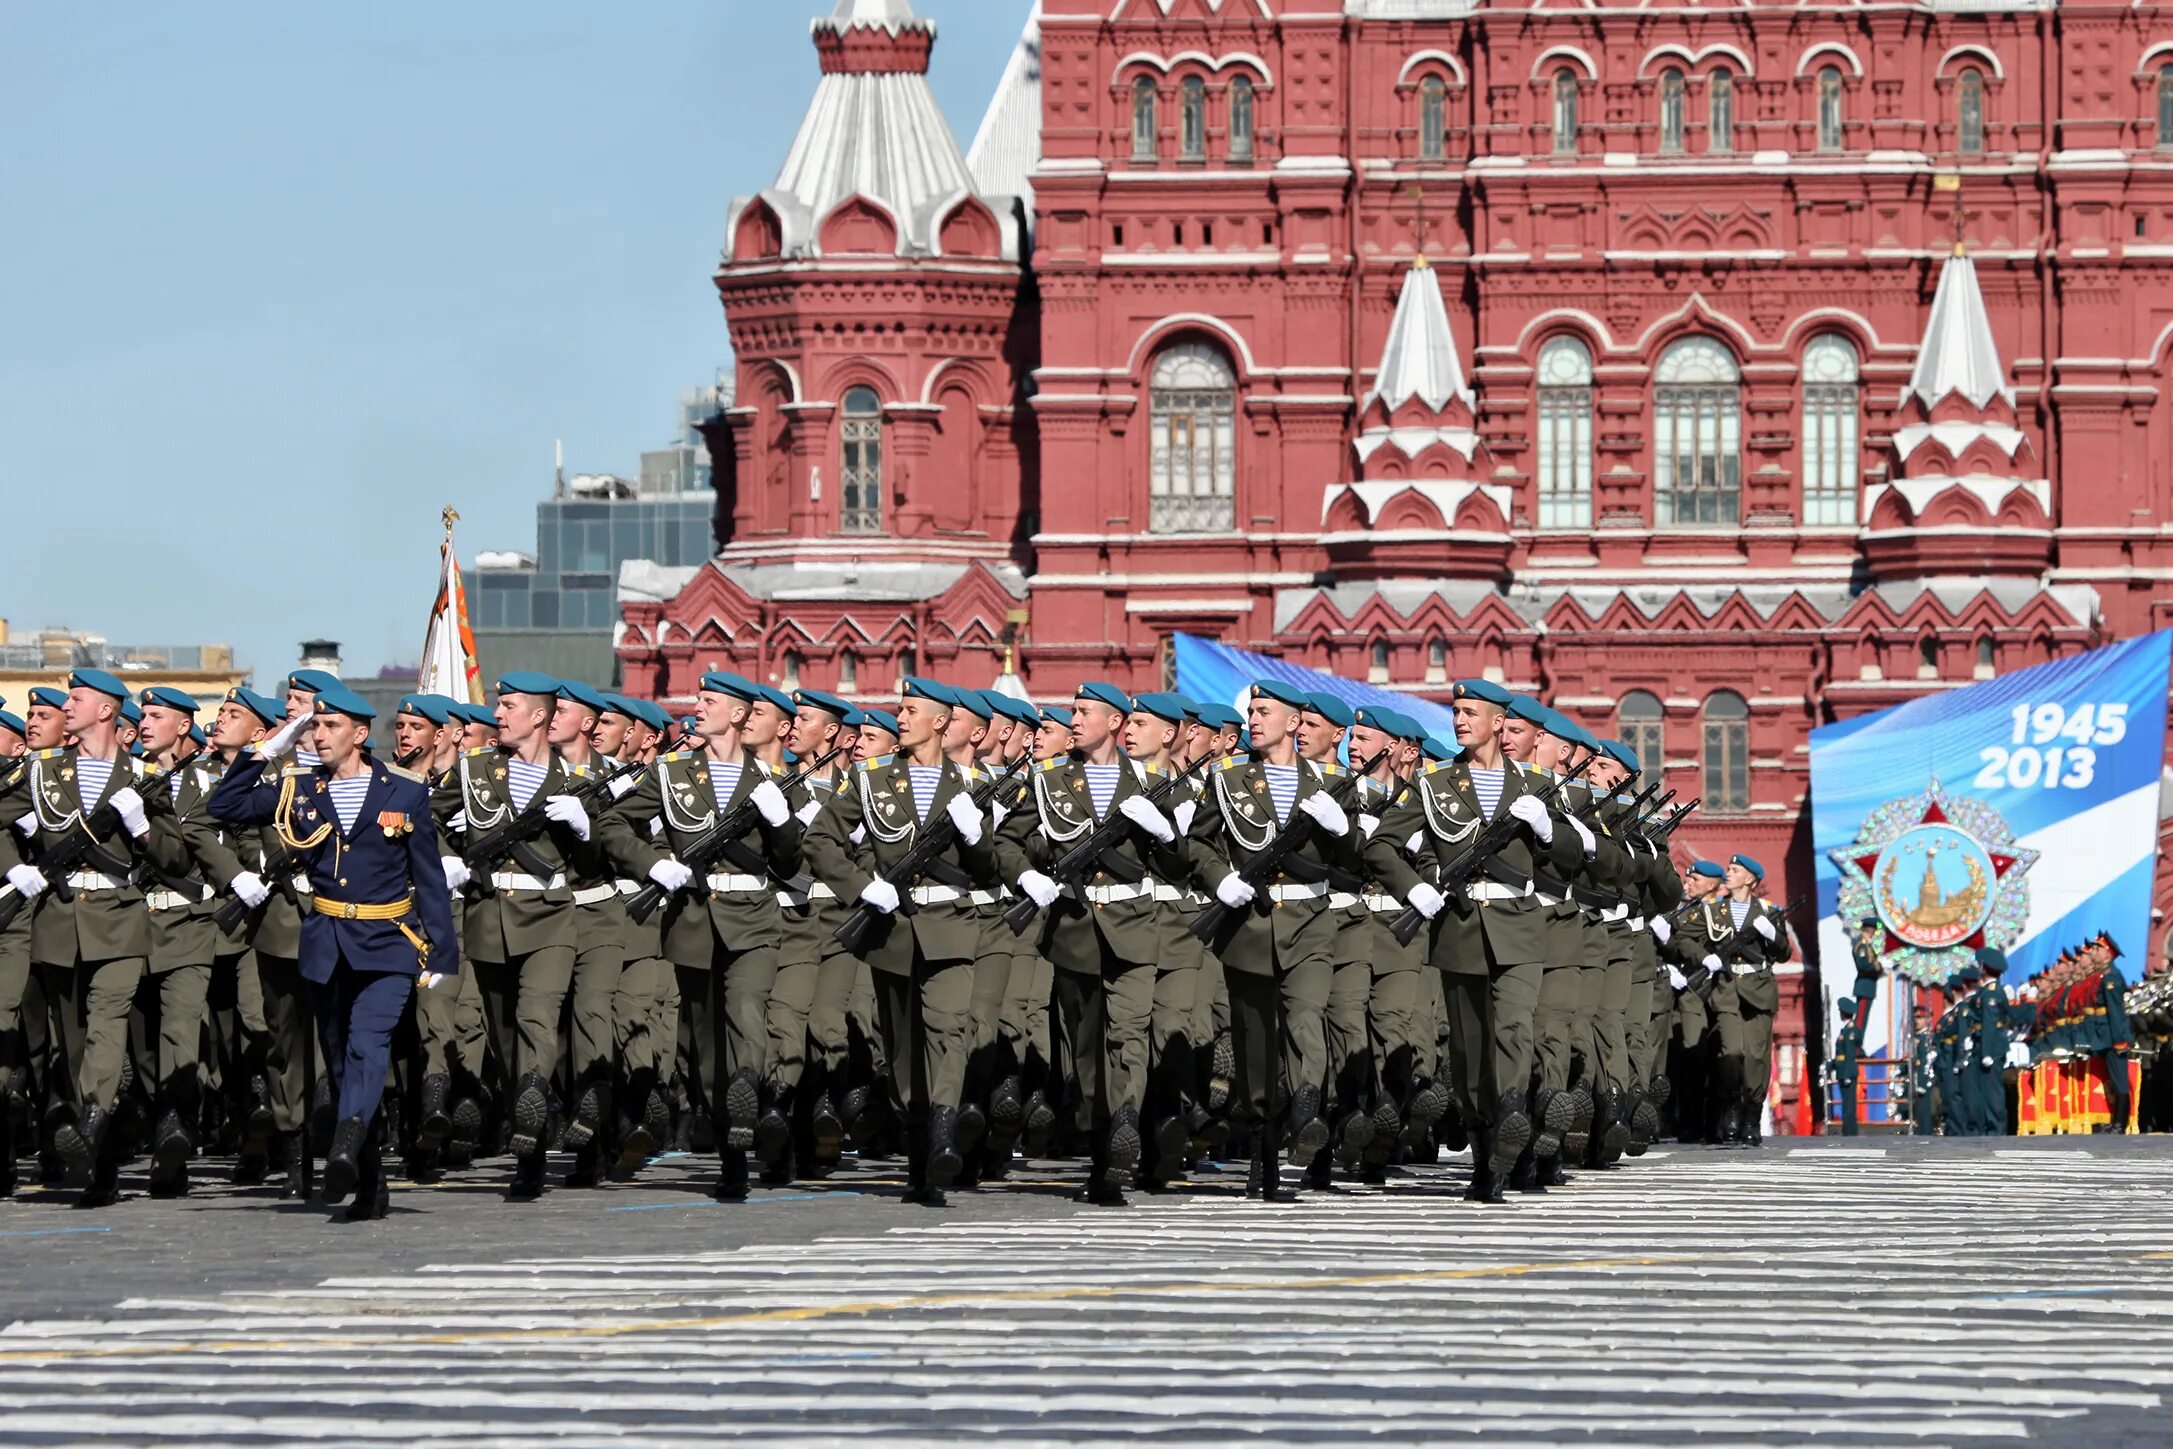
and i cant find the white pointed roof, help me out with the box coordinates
[1905,247,2013,410]
[1366,260,1473,413]
[814,0,930,35]
[966,1,1042,211]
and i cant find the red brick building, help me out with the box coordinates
[617,0,2173,1108]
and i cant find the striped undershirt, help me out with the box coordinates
[294,749,321,767]
[708,759,744,811]
[506,759,549,812]
[326,775,372,834]
[74,756,116,813]
[1260,763,1298,825]
[907,765,944,824]
[1082,763,1121,820]
[1730,899,1750,930]
[1467,766,1505,820]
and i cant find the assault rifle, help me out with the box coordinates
[212,838,305,934]
[0,763,173,932]
[464,755,651,895]
[1682,889,1802,1001]
[625,744,847,925]
[1644,795,1698,841]
[1002,755,1211,937]
[833,753,1030,955]
[1387,752,1595,948]
[1188,749,1392,945]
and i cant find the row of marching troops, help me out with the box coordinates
[0,662,1797,1218]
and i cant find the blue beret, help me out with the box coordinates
[1074,681,1132,714]
[313,684,375,722]
[780,748,799,767]
[679,714,699,734]
[554,679,609,716]
[1302,692,1355,730]
[119,699,142,725]
[596,693,641,722]
[1691,860,1727,879]
[991,693,1042,727]
[286,668,339,696]
[1250,679,1309,711]
[1505,693,1547,725]
[1168,693,1201,721]
[635,700,676,734]
[1599,738,1641,774]
[954,688,997,722]
[396,693,453,726]
[451,701,497,729]
[899,676,957,709]
[1353,704,1399,735]
[697,670,759,702]
[69,668,130,701]
[792,689,855,721]
[1039,704,1074,729]
[187,724,207,747]
[860,708,901,736]
[839,706,867,729]
[222,686,283,727]
[1193,702,1242,733]
[1730,853,1765,880]
[1131,691,1190,726]
[1542,709,1601,753]
[497,671,562,699]
[0,711,23,738]
[26,686,65,710]
[1422,734,1461,762]
[1453,678,1511,706]
[752,684,797,717]
[138,685,199,716]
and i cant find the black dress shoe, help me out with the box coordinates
[322,1117,366,1205]
[927,1106,963,1187]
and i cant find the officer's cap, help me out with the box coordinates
[1074,681,1132,715]
[1249,679,1309,712]
[1422,734,1460,762]
[954,688,997,722]
[223,687,284,728]
[554,679,609,716]
[696,670,760,703]
[1599,738,1641,775]
[1505,692,1548,725]
[1730,853,1765,880]
[1452,678,1512,707]
[860,708,901,737]
[396,693,453,726]
[286,668,339,697]
[69,668,130,702]
[119,699,142,726]
[1691,860,1727,880]
[313,684,376,722]
[2094,930,2124,959]
[1038,704,1074,729]
[1975,946,2009,976]
[1131,691,1191,727]
[1955,964,1983,984]
[0,711,24,739]
[1838,997,1857,1015]
[1193,702,1242,733]
[899,677,957,710]
[496,670,562,700]
[1302,692,1355,730]
[751,683,797,718]
[138,685,200,716]
[792,689,854,722]
[26,686,65,710]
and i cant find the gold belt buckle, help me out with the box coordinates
[338,901,360,920]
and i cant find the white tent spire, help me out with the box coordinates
[1905,246,2013,411]
[1366,259,1472,414]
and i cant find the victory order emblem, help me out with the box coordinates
[1828,778,2038,983]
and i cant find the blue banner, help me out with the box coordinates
[1172,634,1459,753]
[1809,631,2170,1056]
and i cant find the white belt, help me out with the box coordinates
[614,879,640,896]
[147,885,211,911]
[491,871,565,892]
[571,884,618,906]
[1364,891,1400,914]
[705,873,768,894]
[968,889,999,907]
[1068,880,1155,905]
[1328,891,1360,909]
[1602,903,1631,923]
[1267,882,1328,903]
[1732,961,1761,977]
[774,873,836,907]
[910,883,964,906]
[1627,914,1645,933]
[1466,881,1531,902]
[1535,889,1563,908]
[66,870,129,892]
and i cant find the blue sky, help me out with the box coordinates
[0,1,1026,681]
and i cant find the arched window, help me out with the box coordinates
[1553,69,1580,155]
[1132,77,1159,161]
[1659,67,1686,153]
[1817,66,1845,152]
[1957,67,1986,155]
[1709,68,1735,153]
[1149,341,1237,532]
[1180,76,1206,160]
[1419,75,1446,161]
[1654,337,1741,526]
[1536,336,1594,528]
[1918,635,1941,679]
[1974,637,1995,680]
[1801,334,1860,526]
[1702,691,1749,811]
[781,650,803,694]
[1229,76,1255,161]
[839,386,883,533]
[1618,690,1664,780]
[1425,637,1448,684]
[838,649,859,694]
[1369,639,1391,684]
[2160,65,2173,148]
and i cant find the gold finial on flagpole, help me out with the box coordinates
[442,504,460,535]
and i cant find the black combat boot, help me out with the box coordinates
[1105,1105,1143,1175]
[508,1149,548,1202]
[722,1067,761,1153]
[927,1106,963,1188]
[508,1073,550,1158]
[754,1082,792,1168]
[0,1112,15,1200]
[1490,1091,1532,1186]
[1626,1088,1659,1156]
[1286,1084,1329,1164]
[416,1074,453,1149]
[277,1130,313,1198]
[713,1148,750,1203]
[147,1110,192,1199]
[347,1124,390,1222]
[51,1102,102,1189]
[563,1079,608,1153]
[1463,1128,1503,1203]
[901,1130,945,1208]
[322,1116,366,1205]
[810,1088,845,1168]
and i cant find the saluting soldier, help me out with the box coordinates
[208,683,456,1221]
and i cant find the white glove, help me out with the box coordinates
[607,774,638,800]
[1298,793,1349,837]
[1016,869,1060,909]
[1405,830,1424,855]
[1650,915,1672,946]
[13,812,34,837]
[1173,800,1197,837]
[1667,964,1688,991]
[420,972,445,990]
[1753,915,1777,942]
[261,710,312,758]
[1701,953,1722,974]
[945,793,983,845]
[543,795,590,841]
[859,877,900,914]
[1407,881,1445,920]
[1564,814,1595,858]
[110,786,148,838]
[649,818,665,838]
[4,864,46,899]
[1215,873,1256,909]
[1118,794,1175,843]
[447,809,468,833]
[647,858,693,892]
[794,798,824,828]
[1506,793,1552,844]
[1980,1056,1995,1069]
[990,801,1010,827]
[1358,813,1379,839]
[749,778,789,828]
[229,871,270,909]
[442,857,472,892]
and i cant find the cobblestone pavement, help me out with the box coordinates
[3,1137,2169,1445]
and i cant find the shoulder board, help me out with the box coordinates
[1760,897,1775,909]
[281,766,313,779]
[29,747,65,761]
[384,763,425,784]
[564,762,593,780]
[1320,761,1345,776]
[1036,757,1066,774]
[1422,760,1454,776]
[661,750,698,764]
[858,754,893,772]
[463,746,497,759]
[1143,762,1165,778]
[1215,757,1246,772]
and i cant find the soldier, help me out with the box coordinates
[1686,853,1786,1145]
[1126,691,1212,1189]
[1970,946,2015,1135]
[0,711,29,1197]
[1832,998,1863,1136]
[1908,1003,1937,1135]
[940,687,1010,1176]
[1657,860,1720,1140]
[801,678,999,1207]
[207,684,456,1221]
[996,703,1072,1157]
[1294,691,1375,1183]
[0,668,194,1205]
[2084,932,2134,1133]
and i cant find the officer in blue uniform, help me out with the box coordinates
[209,683,455,1221]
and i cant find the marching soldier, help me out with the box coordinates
[0,714,30,1197]
[1684,853,1786,1145]
[1124,691,1211,1189]
[1293,691,1375,1184]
